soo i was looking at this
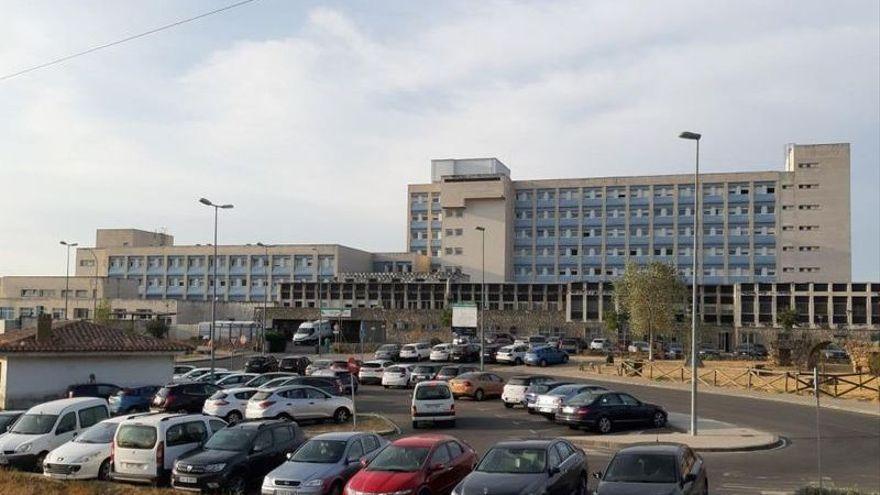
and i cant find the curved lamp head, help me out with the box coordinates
[678,131,701,141]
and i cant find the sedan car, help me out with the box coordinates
[261,432,387,495]
[409,364,443,385]
[450,343,481,362]
[448,372,505,401]
[358,360,395,385]
[734,343,768,359]
[305,359,334,376]
[174,367,228,383]
[555,391,667,434]
[108,385,160,415]
[524,345,569,367]
[665,343,684,360]
[345,434,477,495]
[245,385,353,423]
[522,381,575,414]
[43,416,125,481]
[482,343,502,364]
[451,439,588,495]
[244,355,279,373]
[152,382,221,413]
[435,364,480,382]
[374,343,402,362]
[698,345,721,359]
[172,420,305,494]
[430,343,454,362]
[594,444,707,494]
[533,384,608,420]
[172,365,195,381]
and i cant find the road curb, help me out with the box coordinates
[358,413,401,436]
[566,433,784,453]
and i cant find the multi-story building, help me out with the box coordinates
[0,276,139,320]
[74,229,428,302]
[407,143,851,284]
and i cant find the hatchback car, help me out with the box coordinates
[382,364,415,388]
[278,355,312,374]
[496,344,530,365]
[44,415,127,481]
[214,372,259,389]
[411,381,456,428]
[594,444,707,494]
[524,345,569,367]
[628,341,650,353]
[312,369,359,394]
[481,343,502,364]
[590,338,612,351]
[448,372,505,401]
[409,364,443,385]
[151,382,221,414]
[66,383,121,400]
[430,343,454,362]
[522,381,575,414]
[245,355,279,373]
[345,434,477,495]
[174,367,228,383]
[280,376,345,396]
[245,372,299,389]
[400,342,432,361]
[450,343,480,362]
[358,360,394,385]
[435,364,480,382]
[374,343,402,361]
[171,420,305,494]
[555,391,667,434]
[262,432,387,495]
[305,359,334,376]
[108,386,161,415]
[245,385,353,423]
[452,439,588,495]
[500,375,554,408]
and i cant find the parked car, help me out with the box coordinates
[259,377,304,390]
[735,343,768,359]
[822,345,849,361]
[329,359,362,375]
[195,371,234,384]
[412,381,456,428]
[374,343,402,361]
[698,345,721,358]
[407,364,441,385]
[111,413,226,485]
[528,335,548,347]
[174,367,228,383]
[496,344,530,365]
[202,387,258,424]
[171,420,305,493]
[590,338,613,352]
[245,385,353,423]
[244,355,279,373]
[452,438,588,495]
[382,364,415,388]
[560,338,581,355]
[358,360,395,385]
[547,336,562,349]
[345,434,477,495]
[481,343,502,363]
[0,397,109,471]
[66,383,121,400]
[628,341,650,353]
[501,375,554,408]
[486,333,514,345]
[665,343,685,360]
[305,359,334,376]
[400,342,433,361]
[245,373,299,388]
[430,343,454,362]
[172,365,195,381]
[151,382,221,414]
[44,415,128,481]
[283,376,346,396]
[435,364,480,382]
[312,369,359,395]
[108,386,161,415]
[215,373,259,389]
[523,381,576,414]
[524,345,569,367]
[534,384,607,420]
[451,343,481,362]
[556,391,667,434]
[0,410,24,432]
[261,432,387,495]
[448,372,505,401]
[594,444,707,494]
[278,355,311,374]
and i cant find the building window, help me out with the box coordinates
[454,247,463,255]
[797,184,819,190]
[798,162,819,169]
[798,225,820,231]
[798,204,821,210]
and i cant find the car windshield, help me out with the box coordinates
[362,362,382,369]
[507,377,531,386]
[604,453,678,483]
[438,367,459,375]
[76,422,118,444]
[205,428,257,451]
[386,366,405,373]
[402,345,415,351]
[477,447,547,474]
[313,360,332,367]
[412,366,435,374]
[296,328,314,336]
[290,439,347,463]
[208,391,227,400]
[415,384,451,400]
[0,415,19,431]
[548,385,581,397]
[566,392,597,406]
[10,414,58,434]
[116,425,157,449]
[378,345,398,351]
[433,345,448,351]
[366,445,430,472]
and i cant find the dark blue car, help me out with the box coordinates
[108,385,161,414]
[524,345,569,367]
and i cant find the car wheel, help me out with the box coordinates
[474,389,485,401]
[597,416,613,434]
[514,358,523,366]
[33,451,48,473]
[504,402,514,409]
[328,481,343,495]
[702,479,709,495]
[277,413,294,422]
[527,407,536,415]
[334,407,352,424]
[576,472,588,495]
[412,420,420,429]
[562,354,569,363]
[226,410,243,425]
[223,474,247,495]
[97,458,111,481]
[653,411,667,428]
[539,359,547,367]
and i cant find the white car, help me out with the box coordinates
[173,367,228,383]
[44,416,129,481]
[359,360,394,385]
[0,397,109,471]
[382,364,414,388]
[590,338,611,351]
[172,365,195,381]
[411,381,455,428]
[501,376,555,407]
[214,373,259,389]
[429,343,453,362]
[496,344,530,365]
[628,341,650,353]
[245,385,353,423]
[399,343,432,361]
[202,387,258,424]
[112,413,226,485]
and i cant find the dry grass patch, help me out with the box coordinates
[0,469,171,495]
[301,414,397,436]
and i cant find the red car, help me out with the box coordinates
[330,358,362,375]
[345,434,476,495]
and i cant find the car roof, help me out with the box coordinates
[414,380,450,388]
[221,387,257,393]
[615,443,685,455]
[227,419,286,430]
[27,397,106,414]
[311,431,367,441]
[119,412,213,426]
[491,439,557,449]
[392,434,456,447]
[0,410,25,415]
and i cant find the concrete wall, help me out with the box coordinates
[0,354,175,409]
[96,228,174,249]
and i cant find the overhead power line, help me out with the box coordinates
[1,0,261,82]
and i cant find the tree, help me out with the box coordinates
[146,319,169,339]
[602,309,628,341]
[772,307,799,366]
[614,262,687,361]
[776,307,798,333]
[95,299,112,323]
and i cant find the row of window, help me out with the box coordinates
[514,265,776,277]
[514,224,776,239]
[18,289,94,298]
[146,277,281,288]
[514,182,777,201]
[514,204,776,220]
[109,255,335,270]
[515,245,776,257]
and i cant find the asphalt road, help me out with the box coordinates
[355,365,880,494]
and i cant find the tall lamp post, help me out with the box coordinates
[475,226,486,371]
[679,131,701,436]
[256,242,272,354]
[59,241,78,320]
[199,198,234,378]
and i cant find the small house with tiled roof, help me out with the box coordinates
[0,316,190,409]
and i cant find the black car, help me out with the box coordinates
[735,343,768,359]
[453,439,588,495]
[171,420,306,493]
[244,355,279,373]
[451,343,480,362]
[0,410,24,432]
[435,364,480,382]
[312,369,360,395]
[555,391,667,434]
[151,382,221,413]
[374,343,402,361]
[482,343,502,363]
[278,355,311,374]
[284,376,345,396]
[594,444,708,494]
[65,382,121,399]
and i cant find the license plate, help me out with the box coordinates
[178,475,197,484]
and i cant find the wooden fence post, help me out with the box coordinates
[747,368,752,390]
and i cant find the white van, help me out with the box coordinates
[292,320,333,346]
[411,381,455,428]
[111,413,226,485]
[0,397,109,471]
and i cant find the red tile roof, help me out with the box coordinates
[0,320,192,354]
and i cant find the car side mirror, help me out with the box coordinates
[286,452,293,460]
[591,471,602,480]
[359,456,369,467]
[252,444,264,453]
[548,466,561,476]
[684,473,697,484]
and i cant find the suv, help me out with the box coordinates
[399,343,432,362]
[450,343,480,362]
[278,355,311,374]
[244,355,279,373]
[151,383,222,414]
[374,343,402,361]
[171,420,305,493]
[66,383,121,400]
[245,385,353,423]
[496,344,529,365]
[109,386,161,415]
[112,413,227,485]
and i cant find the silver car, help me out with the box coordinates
[261,431,388,495]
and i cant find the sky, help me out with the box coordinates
[1,0,878,279]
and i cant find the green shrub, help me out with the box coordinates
[145,320,169,339]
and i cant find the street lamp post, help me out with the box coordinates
[679,131,701,436]
[475,226,486,371]
[59,241,78,320]
[257,242,272,354]
[199,198,234,379]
